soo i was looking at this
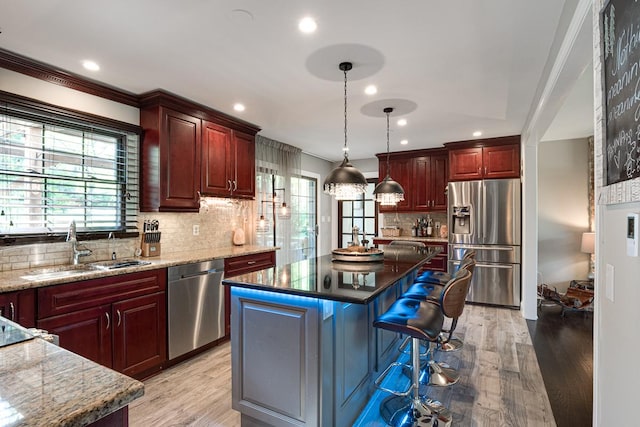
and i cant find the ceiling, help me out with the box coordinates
[0,0,576,161]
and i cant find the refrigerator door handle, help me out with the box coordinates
[475,263,514,269]
[481,181,487,242]
[451,244,514,251]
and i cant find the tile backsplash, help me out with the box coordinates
[381,212,448,238]
[0,197,255,272]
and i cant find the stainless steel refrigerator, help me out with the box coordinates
[448,179,521,307]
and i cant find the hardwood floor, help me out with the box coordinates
[527,304,593,427]
[129,305,556,426]
[129,343,240,426]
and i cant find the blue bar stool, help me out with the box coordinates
[373,297,449,427]
[406,258,476,353]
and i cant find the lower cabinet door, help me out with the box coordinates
[37,305,112,368]
[112,292,166,377]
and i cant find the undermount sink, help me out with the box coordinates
[21,265,94,281]
[88,259,151,270]
[21,259,151,281]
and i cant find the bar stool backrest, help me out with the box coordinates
[455,258,476,278]
[440,270,472,319]
[462,249,476,260]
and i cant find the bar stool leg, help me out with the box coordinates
[380,339,452,427]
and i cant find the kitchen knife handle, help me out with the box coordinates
[105,312,110,330]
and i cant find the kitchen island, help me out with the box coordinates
[222,245,440,427]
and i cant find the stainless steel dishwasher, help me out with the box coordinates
[168,259,225,360]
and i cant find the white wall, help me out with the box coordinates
[595,202,640,425]
[538,138,590,291]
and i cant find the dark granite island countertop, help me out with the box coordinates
[222,245,441,304]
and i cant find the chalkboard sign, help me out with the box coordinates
[602,0,640,185]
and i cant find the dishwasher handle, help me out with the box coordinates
[179,269,223,280]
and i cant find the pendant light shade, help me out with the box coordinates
[323,62,367,200]
[374,107,405,206]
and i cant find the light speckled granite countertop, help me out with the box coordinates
[0,324,143,426]
[0,245,278,293]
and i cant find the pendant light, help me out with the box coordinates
[323,62,368,200]
[373,107,405,206]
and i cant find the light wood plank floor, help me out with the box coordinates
[129,305,555,426]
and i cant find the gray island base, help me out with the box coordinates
[223,246,440,427]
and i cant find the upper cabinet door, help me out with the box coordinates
[448,147,483,181]
[482,144,520,179]
[201,121,233,196]
[231,131,256,198]
[412,156,431,211]
[378,157,412,212]
[430,153,448,211]
[159,107,202,210]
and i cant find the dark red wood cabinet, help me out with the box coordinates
[140,105,202,212]
[37,269,167,379]
[377,149,448,213]
[140,91,260,212]
[223,251,276,337]
[0,289,35,327]
[201,121,255,199]
[447,137,520,181]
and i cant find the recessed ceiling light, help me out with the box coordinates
[298,17,317,33]
[364,85,377,95]
[82,60,100,71]
[473,131,482,137]
[400,139,408,145]
[233,103,246,112]
[397,119,407,126]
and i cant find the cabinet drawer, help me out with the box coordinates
[38,269,166,319]
[224,251,276,277]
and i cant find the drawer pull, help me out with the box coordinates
[247,261,257,265]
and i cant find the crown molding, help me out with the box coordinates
[0,48,139,107]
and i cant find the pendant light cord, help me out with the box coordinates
[343,66,348,160]
[385,110,391,172]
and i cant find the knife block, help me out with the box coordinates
[140,233,161,257]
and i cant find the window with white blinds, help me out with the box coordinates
[0,100,139,239]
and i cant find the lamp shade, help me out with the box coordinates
[581,232,595,254]
[323,157,368,200]
[373,175,405,206]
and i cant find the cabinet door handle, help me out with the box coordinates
[9,302,15,321]
[484,167,487,175]
[477,167,481,175]
[116,309,122,327]
[233,180,238,191]
[105,312,110,330]
[227,179,232,191]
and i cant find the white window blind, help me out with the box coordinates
[0,102,139,237]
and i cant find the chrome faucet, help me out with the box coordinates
[67,220,92,265]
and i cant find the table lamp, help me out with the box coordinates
[581,232,595,279]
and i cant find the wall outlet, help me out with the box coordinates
[192,224,200,236]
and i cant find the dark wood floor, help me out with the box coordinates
[527,304,593,427]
